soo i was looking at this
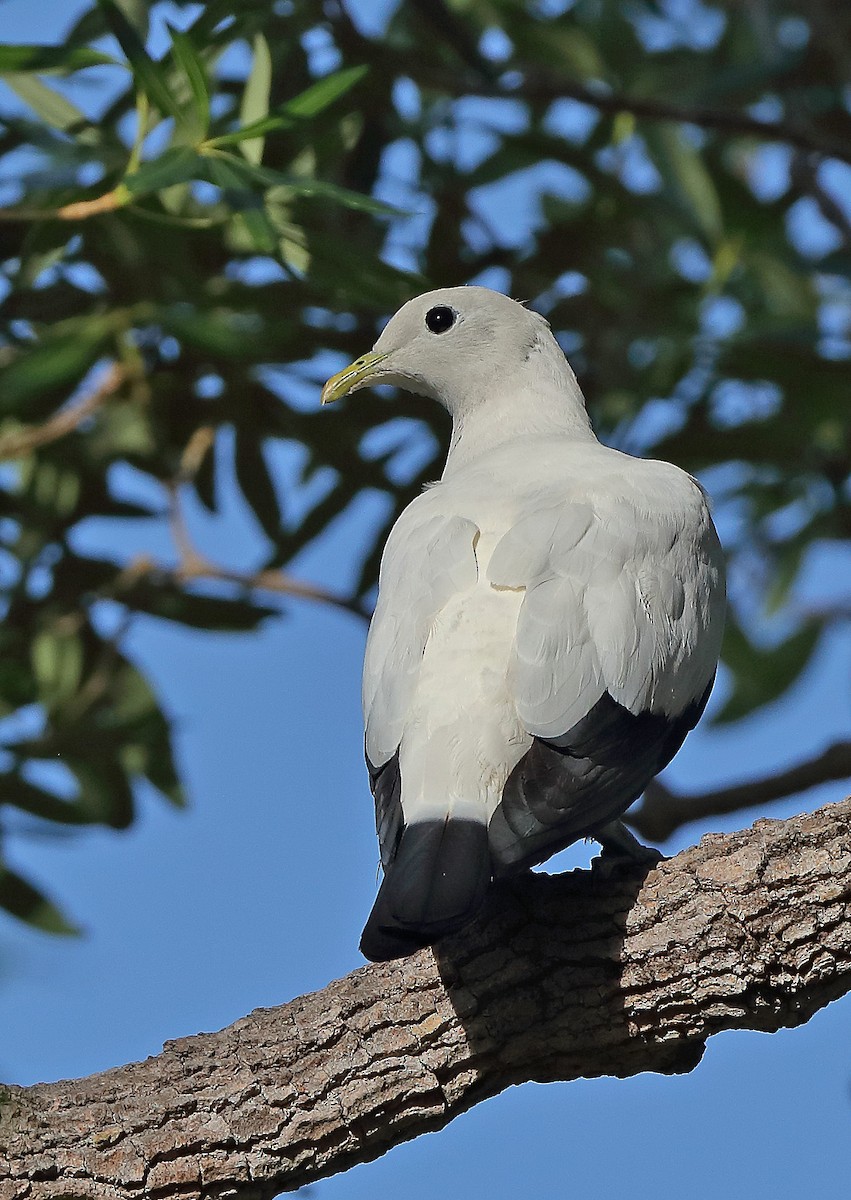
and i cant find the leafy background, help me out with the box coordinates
[1,1,850,1197]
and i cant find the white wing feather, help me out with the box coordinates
[363,498,479,765]
[487,463,724,740]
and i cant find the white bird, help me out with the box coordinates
[322,286,725,962]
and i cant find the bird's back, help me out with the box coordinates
[359,435,724,959]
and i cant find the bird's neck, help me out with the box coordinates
[442,341,597,477]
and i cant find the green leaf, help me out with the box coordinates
[512,22,604,77]
[106,660,186,808]
[275,220,311,274]
[203,154,280,252]
[205,151,401,216]
[70,756,135,827]
[22,459,82,516]
[644,123,723,244]
[715,619,823,724]
[283,64,368,118]
[97,0,188,130]
[0,866,79,934]
[31,628,84,710]
[209,65,369,152]
[123,146,208,196]
[91,399,155,457]
[120,575,277,630]
[159,303,268,357]
[207,113,295,151]
[0,44,116,71]
[764,533,809,616]
[108,660,159,723]
[231,206,281,254]
[239,33,272,165]
[0,320,114,414]
[2,774,89,825]
[746,250,814,319]
[234,430,283,544]
[272,216,423,306]
[2,73,90,133]
[168,25,211,140]
[113,0,150,37]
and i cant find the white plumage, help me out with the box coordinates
[322,286,725,961]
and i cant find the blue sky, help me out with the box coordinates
[1,2,850,1197]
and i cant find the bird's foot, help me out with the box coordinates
[591,819,664,879]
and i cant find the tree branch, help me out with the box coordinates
[0,363,127,461]
[631,742,851,842]
[494,76,851,167]
[0,188,129,224]
[171,552,368,618]
[161,445,368,621]
[416,5,851,169]
[4,798,850,1200]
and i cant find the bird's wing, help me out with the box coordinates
[363,499,479,770]
[359,500,485,960]
[486,468,725,870]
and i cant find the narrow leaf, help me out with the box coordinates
[233,207,281,253]
[204,153,280,251]
[122,578,277,630]
[168,25,211,139]
[208,113,295,150]
[31,629,84,710]
[3,774,89,825]
[234,429,283,544]
[70,757,135,828]
[239,33,272,165]
[0,321,113,413]
[0,44,116,71]
[97,0,186,127]
[645,123,723,243]
[2,73,89,133]
[123,146,207,196]
[0,866,79,934]
[205,152,401,216]
[209,65,369,152]
[283,64,368,119]
[715,619,823,724]
[113,0,150,37]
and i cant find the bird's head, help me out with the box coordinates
[320,286,564,416]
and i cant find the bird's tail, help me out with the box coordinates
[359,817,491,962]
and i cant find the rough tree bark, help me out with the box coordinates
[3,798,850,1200]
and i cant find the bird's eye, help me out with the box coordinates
[425,305,456,334]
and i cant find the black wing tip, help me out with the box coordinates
[359,817,490,962]
[490,685,716,874]
[359,920,434,963]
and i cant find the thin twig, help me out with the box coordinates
[177,556,369,617]
[178,425,217,483]
[797,600,851,625]
[0,362,127,461]
[631,740,851,842]
[0,188,126,223]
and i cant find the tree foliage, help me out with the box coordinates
[0,0,849,932]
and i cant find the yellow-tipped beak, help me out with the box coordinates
[320,351,390,406]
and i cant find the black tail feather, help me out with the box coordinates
[359,818,490,962]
